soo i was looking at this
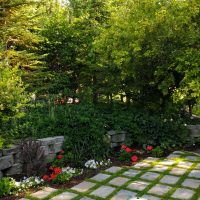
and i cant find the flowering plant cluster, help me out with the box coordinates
[54,97,80,105]
[42,166,62,182]
[51,150,65,167]
[119,145,139,163]
[85,159,112,169]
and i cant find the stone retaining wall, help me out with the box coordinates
[187,125,200,139]
[0,136,64,179]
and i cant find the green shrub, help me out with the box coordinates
[0,177,17,197]
[151,146,164,157]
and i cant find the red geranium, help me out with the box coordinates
[60,150,65,154]
[42,175,49,181]
[57,155,63,159]
[125,147,132,153]
[49,166,53,170]
[131,155,138,162]
[53,167,62,175]
[121,144,126,149]
[147,146,153,151]
[49,173,56,180]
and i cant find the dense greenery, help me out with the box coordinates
[0,0,199,159]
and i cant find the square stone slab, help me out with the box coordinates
[31,187,57,199]
[182,178,200,189]
[105,166,122,173]
[167,154,181,159]
[90,173,111,182]
[171,188,195,199]
[51,192,78,200]
[169,167,187,176]
[109,177,129,186]
[195,163,200,170]
[159,159,175,166]
[150,165,168,172]
[91,185,116,198]
[134,162,152,169]
[148,184,171,196]
[111,189,137,200]
[188,170,200,178]
[185,156,199,161]
[127,180,150,191]
[173,151,185,154]
[177,161,193,169]
[71,181,95,192]
[160,175,179,185]
[123,169,140,177]
[143,157,159,163]
[140,172,160,181]
[80,198,94,200]
[142,195,161,200]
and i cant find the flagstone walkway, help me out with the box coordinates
[22,151,200,200]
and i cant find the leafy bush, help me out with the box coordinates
[151,146,164,157]
[0,177,17,197]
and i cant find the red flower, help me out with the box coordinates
[49,166,53,170]
[57,155,63,159]
[147,146,153,151]
[42,175,49,181]
[121,144,127,149]
[49,173,56,180]
[53,167,62,175]
[131,155,138,162]
[125,147,132,153]
[60,150,65,154]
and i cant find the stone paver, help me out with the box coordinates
[182,178,200,189]
[71,181,95,192]
[188,170,200,178]
[127,180,150,191]
[159,159,175,166]
[90,186,116,198]
[185,156,199,161]
[31,187,57,199]
[148,184,172,196]
[51,192,78,200]
[111,189,137,200]
[105,166,122,173]
[195,163,200,169]
[169,167,187,176]
[123,169,140,177]
[160,175,179,185]
[177,161,193,169]
[143,157,159,163]
[80,198,94,200]
[140,172,160,181]
[167,154,181,159]
[150,165,168,172]
[142,194,161,200]
[134,162,152,169]
[90,173,111,181]
[171,188,195,199]
[109,177,129,186]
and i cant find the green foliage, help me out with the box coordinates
[0,177,17,197]
[52,172,72,184]
[151,146,164,158]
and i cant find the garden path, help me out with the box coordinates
[21,151,200,200]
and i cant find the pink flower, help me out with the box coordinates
[125,147,132,153]
[121,144,127,149]
[147,146,153,151]
[131,155,138,162]
[57,155,63,159]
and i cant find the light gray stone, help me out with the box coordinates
[177,161,193,169]
[171,188,195,199]
[109,177,129,186]
[167,154,181,159]
[31,187,57,199]
[182,178,200,189]
[127,180,150,191]
[111,189,137,200]
[185,156,199,161]
[91,186,116,198]
[5,163,22,176]
[134,162,152,169]
[2,145,19,156]
[51,192,77,200]
[142,195,161,200]
[169,167,187,176]
[150,165,168,172]
[38,137,55,145]
[105,166,122,173]
[160,175,179,185]
[148,184,172,196]
[123,169,140,177]
[79,198,94,200]
[111,133,126,143]
[0,155,14,170]
[71,181,95,192]
[188,170,200,178]
[143,157,159,163]
[54,136,64,143]
[40,146,49,156]
[140,172,160,181]
[173,151,185,155]
[19,198,29,200]
[54,143,62,153]
[90,173,111,182]
[159,160,175,166]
